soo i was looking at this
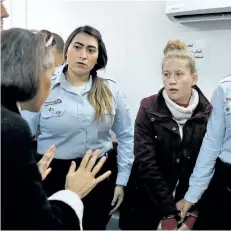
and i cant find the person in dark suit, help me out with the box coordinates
[1,28,111,230]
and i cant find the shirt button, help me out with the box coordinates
[155,136,158,139]
[176,158,180,163]
[172,127,177,131]
[151,118,155,122]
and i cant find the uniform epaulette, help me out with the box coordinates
[219,74,231,84]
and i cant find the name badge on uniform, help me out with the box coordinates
[45,99,62,106]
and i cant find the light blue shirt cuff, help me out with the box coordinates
[116,173,130,186]
[184,187,204,204]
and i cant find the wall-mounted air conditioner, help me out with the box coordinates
[166,0,231,23]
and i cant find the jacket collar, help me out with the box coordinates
[150,85,212,120]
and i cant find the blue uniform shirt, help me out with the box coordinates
[185,75,231,203]
[21,64,134,186]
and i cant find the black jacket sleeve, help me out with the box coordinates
[134,99,177,217]
[1,107,81,230]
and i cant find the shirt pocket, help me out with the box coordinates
[41,104,66,119]
[39,101,67,135]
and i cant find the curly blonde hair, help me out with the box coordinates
[162,40,197,74]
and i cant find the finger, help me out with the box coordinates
[48,146,56,156]
[67,161,76,174]
[42,150,53,163]
[44,145,56,156]
[117,194,124,207]
[110,194,118,214]
[111,192,118,206]
[45,151,54,167]
[41,151,54,170]
[110,200,120,214]
[182,201,193,219]
[79,150,93,168]
[180,211,185,220]
[86,149,100,172]
[116,195,124,209]
[95,170,111,184]
[48,144,56,152]
[91,156,106,176]
[112,194,123,211]
[42,167,52,181]
[40,154,49,163]
[38,159,45,168]
[181,208,188,219]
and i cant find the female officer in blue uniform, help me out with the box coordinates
[178,75,231,230]
[21,25,134,230]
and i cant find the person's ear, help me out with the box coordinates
[192,73,198,86]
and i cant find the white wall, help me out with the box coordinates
[5,0,231,120]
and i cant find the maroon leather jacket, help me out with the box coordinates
[120,86,212,230]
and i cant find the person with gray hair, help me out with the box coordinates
[1,28,111,230]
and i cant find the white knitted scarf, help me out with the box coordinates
[162,89,199,138]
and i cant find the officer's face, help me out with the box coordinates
[66,32,99,77]
[1,2,9,30]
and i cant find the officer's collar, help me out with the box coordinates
[51,64,93,94]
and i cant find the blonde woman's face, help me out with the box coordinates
[162,58,198,104]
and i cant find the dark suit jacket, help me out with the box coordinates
[1,104,81,230]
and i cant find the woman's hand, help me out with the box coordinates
[176,199,197,230]
[176,199,193,220]
[38,145,55,181]
[110,185,124,214]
